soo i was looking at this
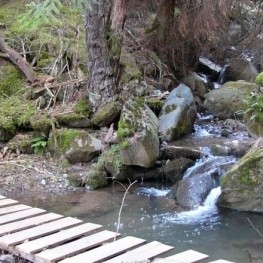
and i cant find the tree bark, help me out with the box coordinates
[85,0,129,110]
[0,37,36,84]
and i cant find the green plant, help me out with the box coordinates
[255,72,263,86]
[31,136,48,154]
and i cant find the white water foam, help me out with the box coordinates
[136,187,170,197]
[157,187,222,225]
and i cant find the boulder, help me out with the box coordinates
[48,129,102,163]
[219,58,258,84]
[204,81,258,119]
[173,156,236,209]
[91,101,122,127]
[117,99,159,168]
[163,158,195,184]
[56,114,92,128]
[159,84,197,142]
[161,145,203,160]
[218,138,263,213]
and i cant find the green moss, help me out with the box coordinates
[0,96,36,129]
[120,51,142,84]
[120,140,129,149]
[73,96,91,116]
[51,129,85,153]
[255,71,263,86]
[0,64,25,97]
[30,113,56,136]
[146,98,164,114]
[117,119,133,140]
[86,168,108,190]
[98,144,123,175]
[164,104,177,114]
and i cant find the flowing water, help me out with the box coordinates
[5,122,263,262]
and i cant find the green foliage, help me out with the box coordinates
[73,96,92,116]
[255,72,263,86]
[31,136,48,154]
[245,89,263,125]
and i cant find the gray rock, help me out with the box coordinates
[118,100,159,168]
[65,133,102,164]
[204,81,258,119]
[218,138,263,213]
[159,84,197,142]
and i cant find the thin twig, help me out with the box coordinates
[114,179,138,241]
[247,217,263,238]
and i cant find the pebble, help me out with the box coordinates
[41,179,46,186]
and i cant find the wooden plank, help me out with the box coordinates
[104,241,174,263]
[16,223,103,261]
[34,230,120,263]
[0,204,31,216]
[0,217,82,249]
[208,261,235,263]
[59,236,146,263]
[0,208,46,225]
[0,199,18,207]
[155,250,209,263]
[0,213,63,236]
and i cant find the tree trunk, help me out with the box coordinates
[0,37,36,84]
[85,0,129,110]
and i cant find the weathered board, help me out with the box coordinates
[0,194,236,263]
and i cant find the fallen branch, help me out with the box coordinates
[0,37,36,83]
[114,179,138,241]
[247,217,263,238]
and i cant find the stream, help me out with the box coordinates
[5,120,263,263]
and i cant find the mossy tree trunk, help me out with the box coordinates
[85,0,129,110]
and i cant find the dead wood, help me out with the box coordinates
[0,37,36,83]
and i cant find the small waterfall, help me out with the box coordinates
[160,187,222,225]
[218,64,228,85]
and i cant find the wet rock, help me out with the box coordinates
[159,84,197,142]
[0,254,15,263]
[204,81,258,120]
[163,158,195,184]
[161,145,203,160]
[219,58,258,84]
[219,138,263,213]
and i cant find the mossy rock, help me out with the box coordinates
[97,144,123,178]
[7,133,35,154]
[85,165,108,190]
[56,113,92,128]
[73,96,92,116]
[0,117,16,142]
[48,129,86,155]
[91,101,122,127]
[30,112,56,137]
[0,96,36,141]
[0,62,26,97]
[145,98,165,115]
[255,71,263,86]
[219,138,263,213]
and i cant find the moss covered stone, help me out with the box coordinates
[255,71,263,86]
[91,101,121,127]
[86,165,108,190]
[48,129,86,154]
[73,96,92,116]
[7,133,35,154]
[56,113,92,128]
[0,96,36,141]
[219,138,263,213]
[0,63,26,97]
[30,112,56,137]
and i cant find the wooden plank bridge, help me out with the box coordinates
[0,194,234,263]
